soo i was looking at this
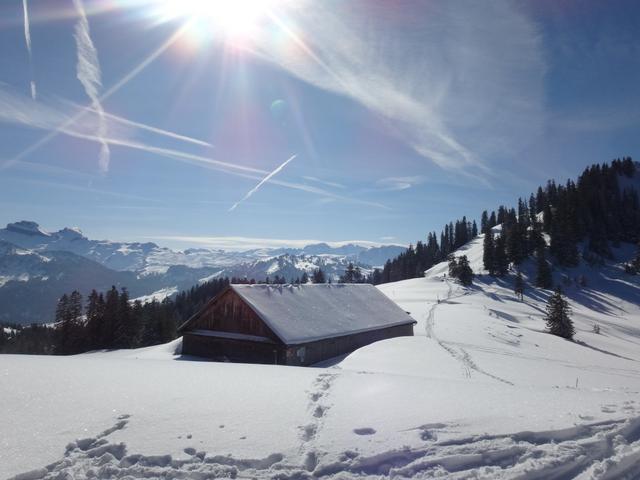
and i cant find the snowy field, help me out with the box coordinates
[2,236,640,479]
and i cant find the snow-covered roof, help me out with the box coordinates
[182,284,416,345]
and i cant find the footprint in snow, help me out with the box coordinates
[353,427,376,436]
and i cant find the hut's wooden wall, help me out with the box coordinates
[188,289,279,341]
[284,323,414,366]
[183,333,284,364]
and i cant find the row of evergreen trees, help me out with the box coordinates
[1,267,339,355]
[482,157,638,269]
[371,216,478,284]
[376,157,637,287]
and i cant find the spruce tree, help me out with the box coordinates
[85,290,102,350]
[514,272,525,301]
[448,255,459,279]
[456,255,473,286]
[103,286,119,348]
[545,287,574,339]
[493,234,509,276]
[312,268,326,284]
[481,211,489,234]
[535,247,553,289]
[54,294,70,354]
[483,231,495,274]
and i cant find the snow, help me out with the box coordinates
[2,236,640,479]
[132,286,178,304]
[197,284,416,344]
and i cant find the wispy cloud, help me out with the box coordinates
[0,88,385,209]
[229,154,297,211]
[149,235,402,251]
[376,175,425,192]
[22,0,36,100]
[72,0,109,172]
[302,176,346,189]
[0,87,206,155]
[253,1,545,177]
[4,22,191,172]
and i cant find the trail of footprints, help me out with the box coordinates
[297,371,340,471]
[10,407,640,479]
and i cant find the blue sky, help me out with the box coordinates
[0,0,638,250]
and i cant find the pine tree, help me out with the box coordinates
[312,268,326,284]
[514,271,525,301]
[340,263,359,283]
[448,255,459,278]
[456,255,474,286]
[55,291,83,354]
[493,234,509,276]
[535,247,553,289]
[483,231,495,274]
[480,211,489,234]
[54,294,69,354]
[102,286,119,348]
[545,287,574,339]
[85,290,102,350]
[300,271,309,284]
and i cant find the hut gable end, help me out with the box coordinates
[188,289,281,342]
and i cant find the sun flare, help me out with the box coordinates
[156,0,283,41]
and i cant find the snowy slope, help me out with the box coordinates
[2,236,640,479]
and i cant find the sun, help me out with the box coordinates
[155,0,283,41]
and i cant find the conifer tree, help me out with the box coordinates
[483,231,495,274]
[103,286,119,348]
[85,290,102,350]
[481,211,489,234]
[545,287,574,339]
[514,271,525,301]
[493,234,509,276]
[312,268,326,284]
[456,255,473,286]
[55,291,83,354]
[535,247,553,289]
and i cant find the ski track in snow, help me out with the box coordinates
[11,411,640,479]
[426,278,513,385]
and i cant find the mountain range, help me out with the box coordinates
[0,221,405,325]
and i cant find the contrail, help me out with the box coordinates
[2,22,189,172]
[72,0,109,173]
[97,108,212,148]
[229,154,297,211]
[22,0,36,100]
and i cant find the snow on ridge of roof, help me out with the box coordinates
[229,283,416,345]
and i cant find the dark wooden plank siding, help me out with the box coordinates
[189,289,280,342]
[284,323,414,366]
[183,333,285,364]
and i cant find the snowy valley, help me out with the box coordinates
[3,234,640,479]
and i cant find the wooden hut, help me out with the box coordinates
[178,283,416,366]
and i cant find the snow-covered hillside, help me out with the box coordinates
[2,236,640,479]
